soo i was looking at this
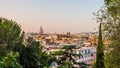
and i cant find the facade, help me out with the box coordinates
[45,44,96,65]
[76,47,96,64]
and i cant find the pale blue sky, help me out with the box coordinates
[0,0,104,33]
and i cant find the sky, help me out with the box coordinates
[0,0,104,33]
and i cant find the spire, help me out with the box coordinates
[39,26,44,35]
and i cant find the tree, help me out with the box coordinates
[18,37,41,68]
[0,51,22,68]
[18,37,55,68]
[0,17,22,58]
[105,0,120,68]
[39,51,56,68]
[96,23,104,68]
[95,0,120,67]
[52,45,87,68]
[105,0,120,16]
[0,17,55,68]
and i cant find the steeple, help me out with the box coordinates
[39,26,44,35]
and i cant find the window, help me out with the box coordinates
[85,50,87,54]
[79,56,81,59]
[90,49,93,53]
[79,50,81,54]
[82,56,83,58]
[84,55,86,58]
[91,54,93,57]
[88,49,90,53]
[82,50,83,53]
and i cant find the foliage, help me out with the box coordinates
[0,17,22,58]
[52,45,87,68]
[41,52,57,68]
[17,37,41,68]
[17,37,55,68]
[65,61,72,68]
[92,61,96,68]
[95,0,120,67]
[105,0,120,67]
[96,23,104,68]
[0,17,54,68]
[105,0,120,15]
[0,51,22,68]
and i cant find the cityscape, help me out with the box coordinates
[25,26,109,68]
[0,0,119,68]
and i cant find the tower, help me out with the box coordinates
[39,26,44,35]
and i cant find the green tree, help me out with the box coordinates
[0,17,22,58]
[65,61,72,68]
[95,0,120,68]
[0,17,54,68]
[18,37,55,68]
[0,51,22,68]
[105,0,120,67]
[52,45,87,68]
[18,37,41,68]
[105,0,120,16]
[39,51,56,68]
[96,23,104,68]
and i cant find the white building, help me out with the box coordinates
[75,47,96,64]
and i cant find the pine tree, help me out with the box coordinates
[52,45,87,68]
[96,23,104,68]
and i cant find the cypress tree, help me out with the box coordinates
[96,23,104,68]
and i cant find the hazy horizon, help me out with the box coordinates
[0,0,104,33]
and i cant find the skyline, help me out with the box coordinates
[0,0,104,33]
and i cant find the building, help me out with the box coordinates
[46,44,96,65]
[76,47,96,64]
[39,26,44,35]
